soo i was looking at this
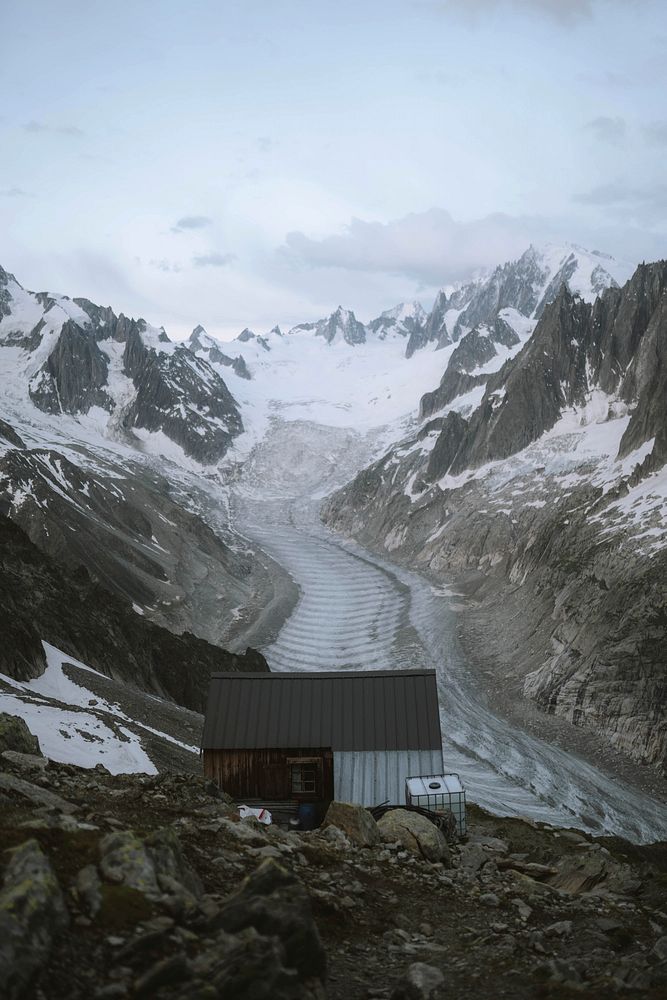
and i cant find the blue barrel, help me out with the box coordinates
[297,802,318,830]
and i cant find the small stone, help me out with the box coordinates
[457,843,489,873]
[545,920,573,937]
[653,936,667,961]
[390,961,445,1000]
[134,954,191,997]
[511,898,532,921]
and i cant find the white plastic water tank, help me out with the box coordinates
[405,773,466,836]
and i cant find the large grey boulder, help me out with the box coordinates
[377,809,450,864]
[322,801,380,848]
[0,839,68,999]
[0,714,41,756]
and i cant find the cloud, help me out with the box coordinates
[149,258,183,273]
[24,120,85,137]
[420,0,593,24]
[192,252,236,268]
[584,116,627,145]
[0,187,31,198]
[280,208,542,285]
[420,0,647,25]
[573,181,667,222]
[170,215,212,233]
[643,120,667,145]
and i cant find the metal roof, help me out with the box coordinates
[201,669,442,752]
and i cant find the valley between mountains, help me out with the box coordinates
[0,243,666,844]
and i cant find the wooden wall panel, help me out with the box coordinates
[203,747,334,802]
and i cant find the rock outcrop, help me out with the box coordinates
[0,715,41,756]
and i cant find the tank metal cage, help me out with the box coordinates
[405,773,467,836]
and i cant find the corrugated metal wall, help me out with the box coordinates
[334,749,444,807]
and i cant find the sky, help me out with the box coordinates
[1,0,666,340]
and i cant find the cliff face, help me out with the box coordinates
[322,262,667,774]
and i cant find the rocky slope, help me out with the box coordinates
[0,514,267,709]
[322,262,667,773]
[0,416,279,649]
[1,730,667,1000]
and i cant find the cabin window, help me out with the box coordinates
[290,762,318,794]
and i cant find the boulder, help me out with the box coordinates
[377,809,450,864]
[99,827,201,911]
[192,925,319,1000]
[0,839,69,999]
[0,773,77,815]
[1,751,48,774]
[216,858,326,981]
[99,831,160,896]
[0,714,41,756]
[322,801,380,848]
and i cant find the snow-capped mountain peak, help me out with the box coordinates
[288,305,367,346]
[367,300,426,342]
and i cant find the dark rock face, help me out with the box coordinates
[418,263,667,481]
[29,321,113,415]
[425,412,469,481]
[122,328,243,464]
[188,326,251,380]
[0,513,268,711]
[0,419,25,449]
[406,290,459,357]
[420,318,520,418]
[317,306,366,346]
[452,246,550,340]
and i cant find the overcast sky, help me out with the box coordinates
[2,0,666,339]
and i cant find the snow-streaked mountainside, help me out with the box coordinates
[323,260,667,773]
[1,240,666,829]
[0,265,243,464]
